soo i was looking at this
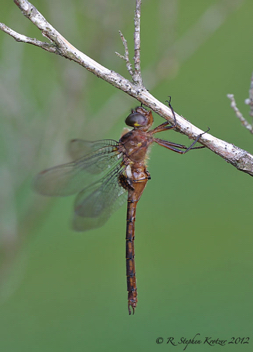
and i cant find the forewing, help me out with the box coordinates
[68,139,117,161]
[72,166,128,231]
[33,139,121,196]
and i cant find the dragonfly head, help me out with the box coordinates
[125,107,154,131]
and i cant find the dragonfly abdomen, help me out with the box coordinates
[126,198,138,315]
[125,174,149,315]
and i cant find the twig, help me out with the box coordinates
[228,72,253,134]
[116,0,142,84]
[115,30,134,76]
[245,72,253,118]
[0,23,57,53]
[1,0,253,176]
[227,94,253,133]
[133,0,142,85]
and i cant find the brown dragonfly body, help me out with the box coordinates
[34,107,204,315]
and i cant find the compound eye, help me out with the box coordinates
[125,112,147,127]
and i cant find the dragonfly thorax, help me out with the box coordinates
[119,128,152,163]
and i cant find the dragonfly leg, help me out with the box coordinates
[150,96,178,135]
[150,122,175,135]
[119,173,134,191]
[154,128,209,154]
[165,95,177,126]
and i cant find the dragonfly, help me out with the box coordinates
[34,106,205,315]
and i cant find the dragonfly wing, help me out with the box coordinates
[68,139,117,161]
[68,139,96,160]
[34,162,85,196]
[72,167,128,231]
[33,139,120,196]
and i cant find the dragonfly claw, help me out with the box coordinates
[128,293,137,315]
[128,304,135,315]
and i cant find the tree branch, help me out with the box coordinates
[1,0,253,176]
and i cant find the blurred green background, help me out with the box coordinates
[0,0,253,351]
